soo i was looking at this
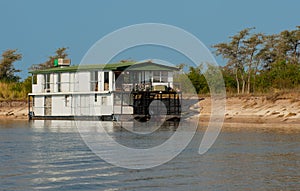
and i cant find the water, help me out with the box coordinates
[0,120,299,191]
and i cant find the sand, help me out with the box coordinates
[197,95,300,130]
[0,101,28,120]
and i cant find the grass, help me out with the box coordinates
[0,82,28,101]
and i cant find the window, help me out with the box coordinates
[90,71,98,91]
[44,74,50,92]
[104,72,109,91]
[148,71,152,83]
[32,74,37,84]
[153,71,168,82]
[161,71,168,82]
[65,95,69,107]
[123,71,130,83]
[57,73,61,92]
[153,71,160,82]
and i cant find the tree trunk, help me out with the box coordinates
[253,63,259,93]
[247,69,251,94]
[235,68,240,94]
[247,51,255,94]
[242,79,245,94]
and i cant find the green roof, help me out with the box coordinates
[29,61,179,74]
[126,62,179,71]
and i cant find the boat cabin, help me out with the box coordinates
[28,60,181,120]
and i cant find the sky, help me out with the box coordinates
[0,0,299,80]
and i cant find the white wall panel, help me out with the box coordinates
[33,96,44,116]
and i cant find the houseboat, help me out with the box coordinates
[28,60,182,121]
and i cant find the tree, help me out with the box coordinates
[0,49,22,82]
[187,65,208,94]
[277,27,300,64]
[242,33,263,93]
[256,34,279,70]
[221,66,237,93]
[203,63,224,94]
[213,26,300,94]
[258,27,300,70]
[213,28,254,94]
[30,47,69,70]
[22,76,33,94]
[213,28,266,94]
[177,63,187,71]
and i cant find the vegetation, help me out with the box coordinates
[213,26,300,94]
[1,26,299,100]
[0,47,68,101]
[0,81,29,101]
[0,49,22,82]
[184,26,299,95]
[29,47,69,70]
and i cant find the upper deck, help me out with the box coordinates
[29,61,180,95]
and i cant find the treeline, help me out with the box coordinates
[0,49,28,100]
[1,27,299,100]
[182,26,300,94]
[0,48,68,100]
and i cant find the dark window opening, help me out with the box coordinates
[104,72,109,91]
[90,71,98,91]
[32,74,37,84]
[58,73,61,92]
[65,95,69,107]
[45,74,50,91]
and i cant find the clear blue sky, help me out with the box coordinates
[0,0,299,79]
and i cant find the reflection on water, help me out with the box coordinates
[0,120,299,190]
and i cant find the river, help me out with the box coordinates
[0,120,299,191]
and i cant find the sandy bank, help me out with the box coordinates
[198,94,300,129]
[0,101,28,120]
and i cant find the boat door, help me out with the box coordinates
[44,96,52,116]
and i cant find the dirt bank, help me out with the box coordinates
[0,101,28,120]
[198,93,300,129]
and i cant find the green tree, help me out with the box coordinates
[242,33,263,93]
[276,27,300,64]
[177,63,187,71]
[214,26,300,94]
[22,76,33,94]
[256,34,279,70]
[214,28,266,94]
[256,26,300,91]
[187,65,208,94]
[220,66,236,93]
[30,47,69,70]
[0,49,22,82]
[203,64,224,94]
[213,28,253,94]
[266,61,300,89]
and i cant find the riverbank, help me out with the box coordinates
[0,101,28,120]
[198,93,300,129]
